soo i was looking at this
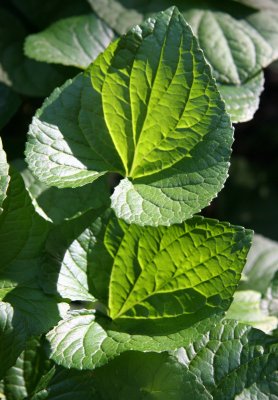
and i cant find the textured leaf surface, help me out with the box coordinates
[217,72,264,122]
[174,319,278,400]
[46,211,252,369]
[241,234,278,294]
[15,160,110,224]
[45,320,278,398]
[47,313,221,370]
[226,290,278,333]
[2,337,52,400]
[25,14,115,69]
[87,0,143,34]
[91,1,278,122]
[0,168,64,378]
[56,211,252,324]
[26,7,233,225]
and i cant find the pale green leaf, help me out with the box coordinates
[0,139,9,214]
[233,0,278,12]
[217,72,264,123]
[263,271,278,318]
[25,14,115,69]
[226,290,278,333]
[26,7,233,226]
[46,313,221,370]
[183,7,274,86]
[87,0,143,34]
[240,234,278,294]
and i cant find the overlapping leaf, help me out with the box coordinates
[88,0,278,122]
[45,210,252,369]
[15,160,110,224]
[1,336,52,400]
[25,14,115,69]
[226,290,278,333]
[241,234,278,293]
[0,168,64,378]
[26,7,233,226]
[29,321,278,399]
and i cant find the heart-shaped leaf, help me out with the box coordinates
[45,210,252,369]
[26,7,233,226]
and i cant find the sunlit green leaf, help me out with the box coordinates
[26,7,233,226]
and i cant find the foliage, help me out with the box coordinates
[0,0,278,399]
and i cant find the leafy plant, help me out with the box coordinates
[1,1,278,399]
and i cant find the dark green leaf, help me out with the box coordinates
[2,337,52,400]
[0,83,21,130]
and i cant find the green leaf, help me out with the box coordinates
[0,139,9,214]
[0,302,27,380]
[41,207,109,297]
[46,211,252,369]
[0,167,50,290]
[45,320,278,398]
[30,367,98,400]
[92,1,278,122]
[14,160,110,224]
[264,271,278,318]
[226,290,278,333]
[46,313,221,370]
[0,7,76,97]
[174,319,278,399]
[0,83,21,130]
[87,0,143,34]
[240,234,278,294]
[0,168,64,378]
[2,337,52,400]
[26,7,233,226]
[217,72,264,123]
[92,351,206,400]
[25,14,115,69]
